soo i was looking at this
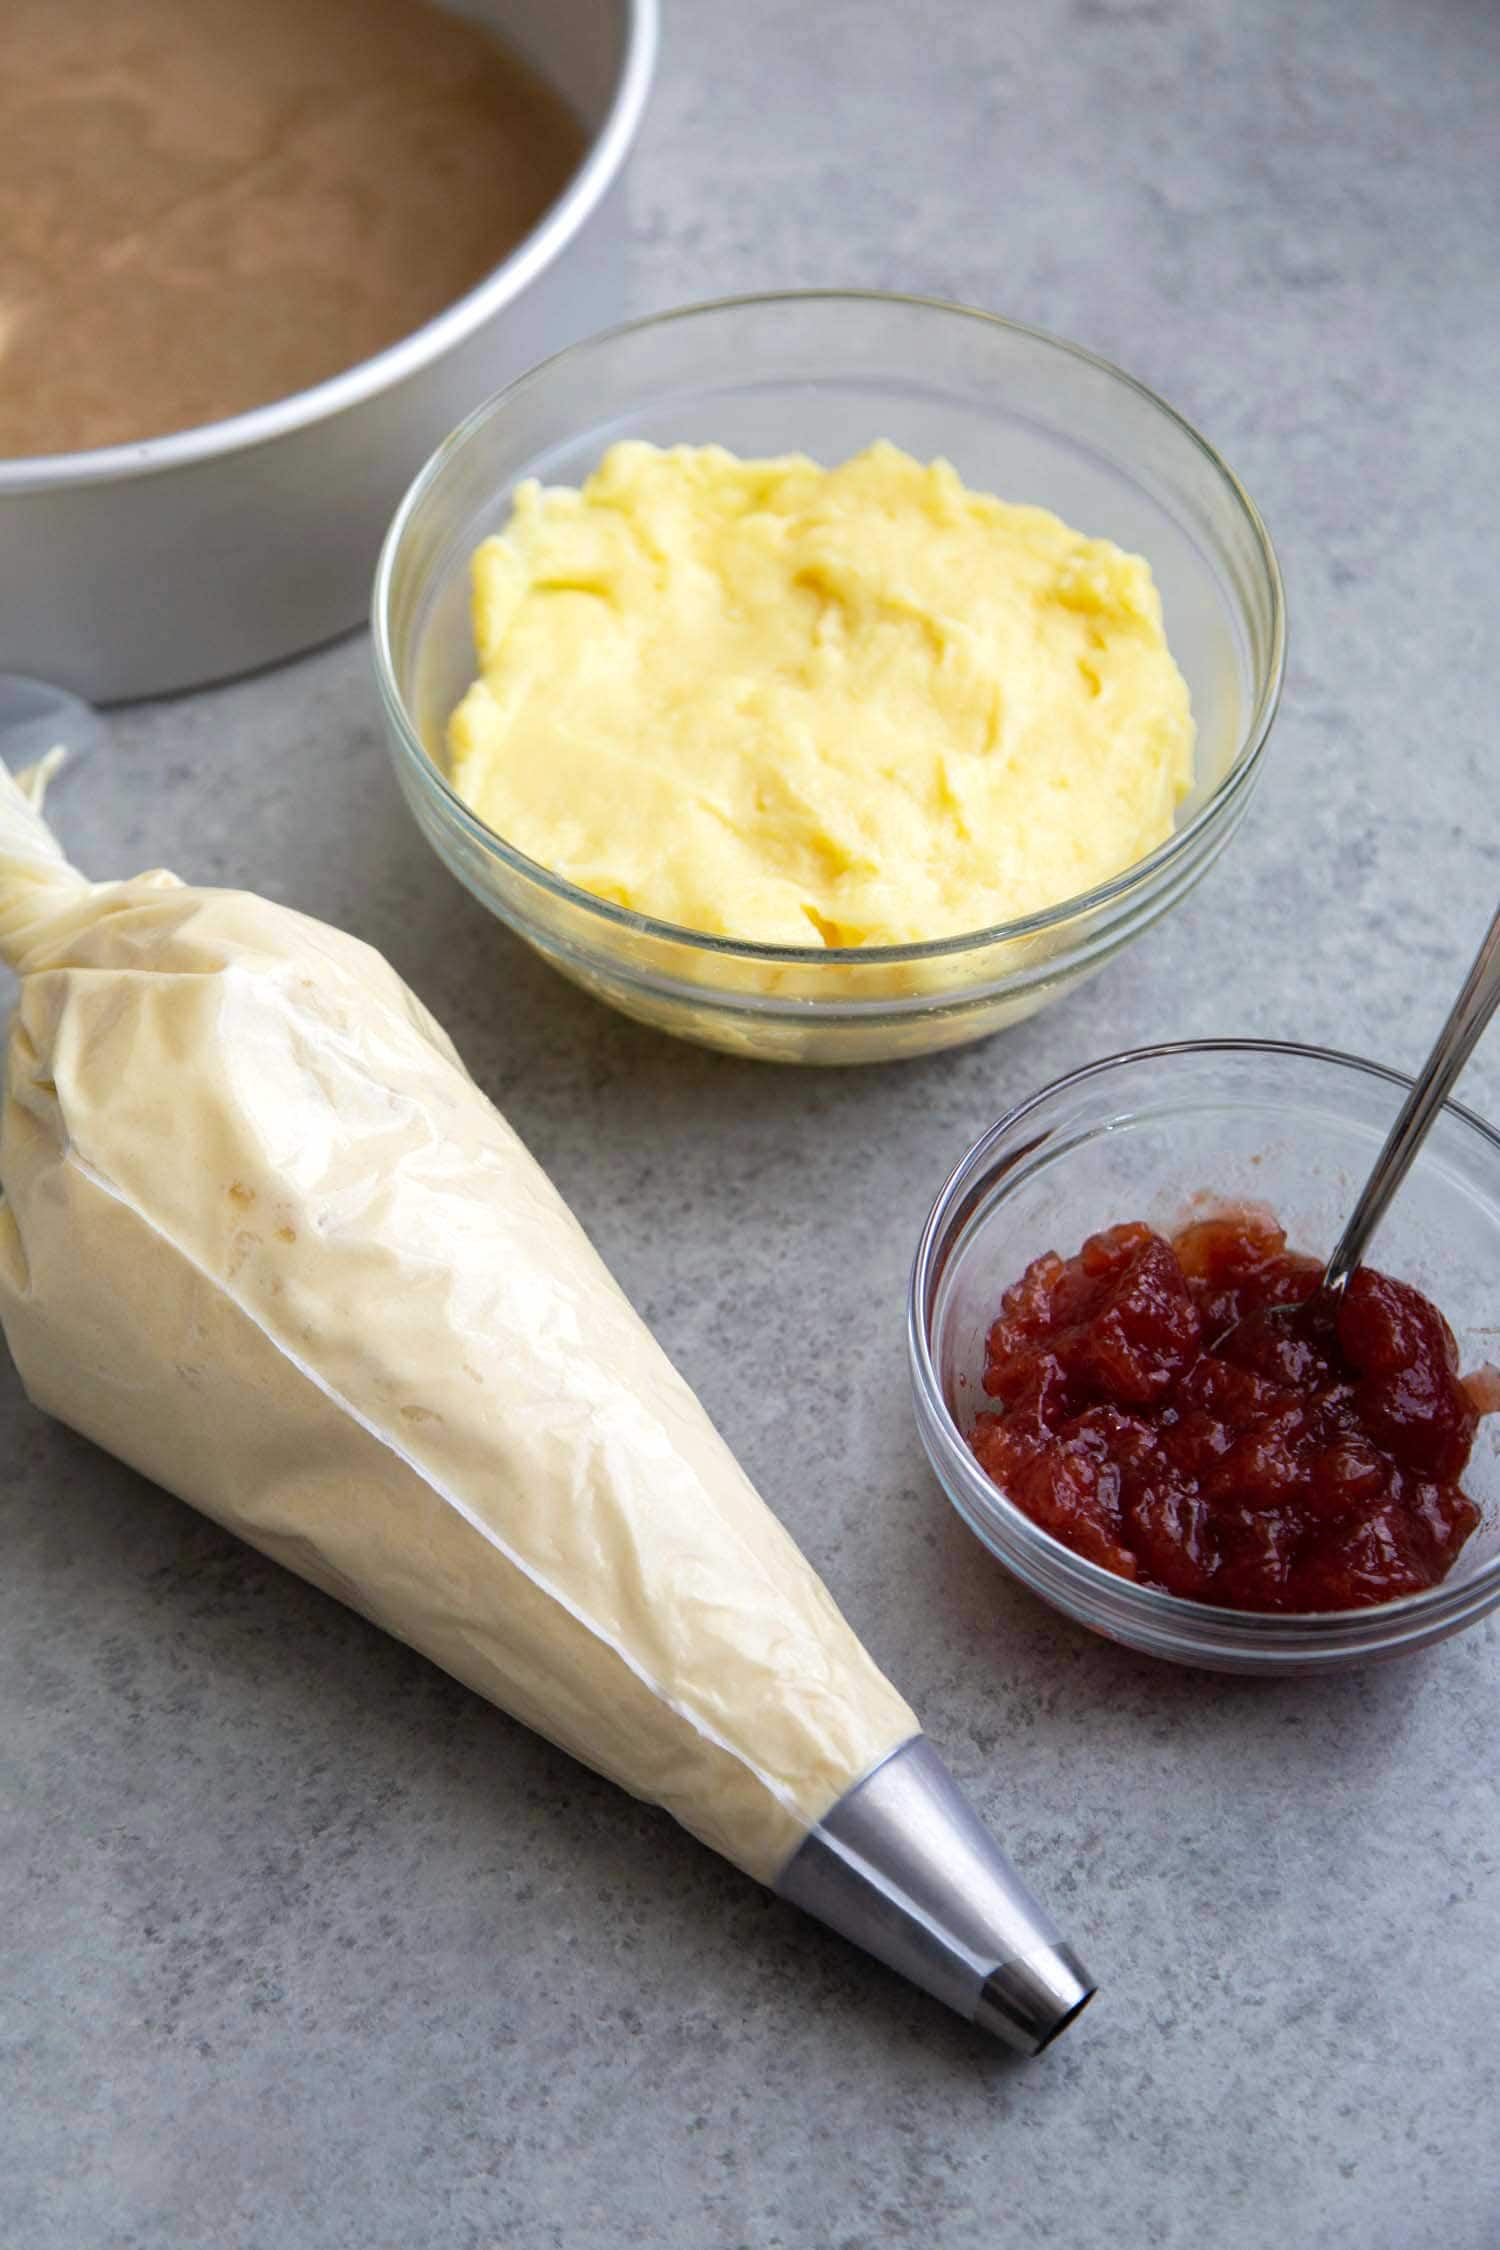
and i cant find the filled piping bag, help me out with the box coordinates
[0,762,1093,2051]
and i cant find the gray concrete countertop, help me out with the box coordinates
[5,1,1499,2243]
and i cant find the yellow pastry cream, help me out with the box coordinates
[447,440,1195,948]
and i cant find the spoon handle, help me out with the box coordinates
[1322,900,1500,1301]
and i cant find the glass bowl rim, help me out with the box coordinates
[908,1035,1500,1638]
[371,288,1287,971]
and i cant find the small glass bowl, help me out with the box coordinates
[372,293,1284,1064]
[908,1041,1500,1672]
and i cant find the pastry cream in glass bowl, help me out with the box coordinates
[446,439,1195,950]
[375,293,1284,1063]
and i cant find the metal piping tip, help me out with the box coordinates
[775,1735,1096,2055]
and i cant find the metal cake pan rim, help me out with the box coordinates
[0,0,659,496]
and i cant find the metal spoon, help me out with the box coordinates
[1318,900,1500,1305]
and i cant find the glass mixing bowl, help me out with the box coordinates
[909,1041,1500,1671]
[373,293,1284,1063]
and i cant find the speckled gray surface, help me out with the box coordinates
[5,0,1500,2243]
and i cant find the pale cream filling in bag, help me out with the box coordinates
[0,762,916,1884]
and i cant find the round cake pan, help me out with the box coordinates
[0,0,656,705]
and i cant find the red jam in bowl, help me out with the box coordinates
[967,1209,1492,1611]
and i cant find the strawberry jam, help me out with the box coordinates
[968,1209,1488,1610]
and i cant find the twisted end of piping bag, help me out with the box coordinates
[0,752,93,970]
[776,1736,1096,2054]
[0,751,183,972]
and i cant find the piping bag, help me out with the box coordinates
[0,761,1093,2052]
